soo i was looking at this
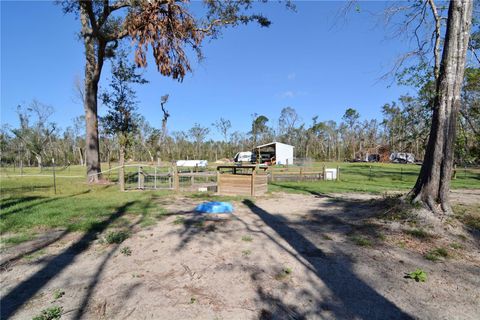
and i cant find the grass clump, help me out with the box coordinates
[425,247,449,262]
[350,235,372,247]
[32,306,63,320]
[120,246,132,256]
[449,242,464,250]
[52,289,65,300]
[405,269,427,282]
[241,235,253,242]
[105,230,129,244]
[405,228,432,240]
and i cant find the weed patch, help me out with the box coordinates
[32,306,63,320]
[105,230,129,244]
[120,246,132,256]
[405,269,427,282]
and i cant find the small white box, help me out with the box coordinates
[325,168,337,180]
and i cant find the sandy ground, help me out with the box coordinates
[1,191,479,320]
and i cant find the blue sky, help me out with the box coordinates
[1,1,415,139]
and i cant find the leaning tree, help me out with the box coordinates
[60,0,285,183]
[411,0,474,214]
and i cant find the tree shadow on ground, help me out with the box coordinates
[0,201,137,320]
[242,199,413,320]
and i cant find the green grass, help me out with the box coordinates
[0,165,170,243]
[270,162,480,195]
[405,228,433,240]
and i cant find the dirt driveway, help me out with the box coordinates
[1,192,479,319]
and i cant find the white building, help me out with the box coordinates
[255,142,294,165]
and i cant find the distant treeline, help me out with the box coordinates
[1,68,479,167]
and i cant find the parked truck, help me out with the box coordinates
[233,151,257,163]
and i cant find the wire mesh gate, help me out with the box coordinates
[124,165,216,191]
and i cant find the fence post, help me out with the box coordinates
[452,164,457,180]
[169,166,173,189]
[190,167,194,187]
[174,165,180,191]
[52,158,56,195]
[138,166,145,189]
[336,165,340,181]
[322,165,326,181]
[369,165,372,181]
[154,166,157,189]
[20,160,23,176]
[400,167,403,181]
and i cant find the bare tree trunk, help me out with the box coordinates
[35,154,42,170]
[81,7,106,183]
[411,0,473,214]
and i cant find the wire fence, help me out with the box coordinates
[1,162,479,194]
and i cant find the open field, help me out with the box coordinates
[1,162,479,319]
[1,192,479,319]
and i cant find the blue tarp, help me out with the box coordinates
[195,202,234,214]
